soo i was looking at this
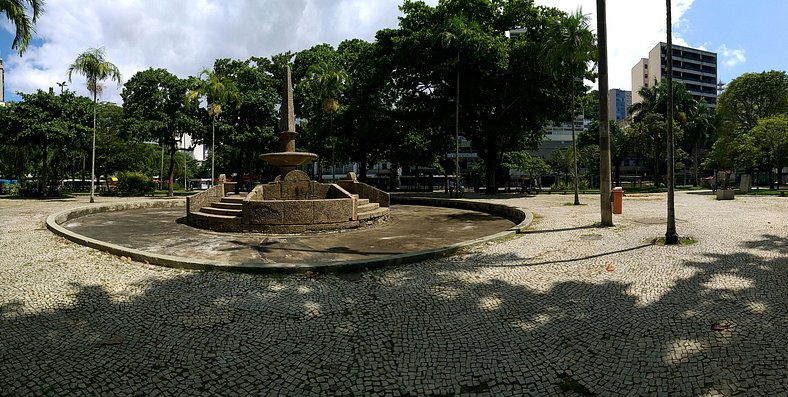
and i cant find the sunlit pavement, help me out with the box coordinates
[1,191,786,396]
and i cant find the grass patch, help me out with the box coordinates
[741,189,787,196]
[651,236,698,246]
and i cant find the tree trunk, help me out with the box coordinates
[40,144,49,197]
[665,0,679,244]
[597,0,613,226]
[167,138,177,197]
[692,141,700,186]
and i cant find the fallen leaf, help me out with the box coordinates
[605,264,615,272]
[711,323,730,331]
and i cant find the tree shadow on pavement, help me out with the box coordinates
[1,234,786,396]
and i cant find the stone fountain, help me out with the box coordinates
[186,66,389,233]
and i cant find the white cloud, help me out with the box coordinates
[3,0,439,103]
[717,44,746,68]
[3,0,693,102]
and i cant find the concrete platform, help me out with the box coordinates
[50,201,523,273]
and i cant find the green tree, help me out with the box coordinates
[683,101,716,186]
[299,60,348,180]
[67,47,123,202]
[543,8,596,204]
[1,90,91,195]
[750,115,788,188]
[717,71,788,133]
[2,0,44,55]
[187,67,240,185]
[211,57,281,180]
[579,119,630,185]
[503,151,550,192]
[121,68,203,197]
[379,0,572,193]
[631,112,683,187]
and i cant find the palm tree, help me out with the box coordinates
[543,9,595,205]
[300,62,347,180]
[596,0,613,226]
[67,47,122,203]
[2,0,44,56]
[665,0,679,244]
[188,68,240,186]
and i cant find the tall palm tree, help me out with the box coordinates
[188,68,240,186]
[544,9,595,205]
[67,47,122,203]
[665,0,679,244]
[2,0,44,55]
[596,0,613,226]
[300,62,347,180]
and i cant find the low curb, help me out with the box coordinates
[46,197,533,274]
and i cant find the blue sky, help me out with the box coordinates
[676,0,788,86]
[0,0,784,103]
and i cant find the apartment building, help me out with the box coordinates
[608,88,632,123]
[631,42,717,108]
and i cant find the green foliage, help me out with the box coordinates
[749,115,788,184]
[67,47,123,100]
[1,0,44,56]
[717,71,788,133]
[122,68,205,196]
[116,171,155,193]
[503,151,550,178]
[0,90,92,195]
[378,0,583,192]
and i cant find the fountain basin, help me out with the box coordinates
[259,151,318,167]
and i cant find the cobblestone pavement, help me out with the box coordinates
[1,192,786,396]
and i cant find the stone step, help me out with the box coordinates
[212,202,243,210]
[358,207,389,221]
[221,196,245,204]
[189,211,242,223]
[357,202,379,212]
[357,198,370,206]
[201,206,242,217]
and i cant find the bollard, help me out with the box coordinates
[612,187,624,214]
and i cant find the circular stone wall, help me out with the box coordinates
[47,198,531,273]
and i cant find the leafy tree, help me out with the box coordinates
[121,68,203,196]
[630,112,683,187]
[683,101,716,185]
[503,151,550,191]
[378,0,572,193]
[750,115,788,188]
[187,67,240,185]
[703,132,760,189]
[629,78,697,123]
[2,0,44,55]
[717,71,788,133]
[67,47,122,202]
[579,119,630,185]
[299,60,348,179]
[1,90,92,195]
[211,57,280,180]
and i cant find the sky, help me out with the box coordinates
[0,0,785,104]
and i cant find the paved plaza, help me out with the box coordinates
[1,191,786,396]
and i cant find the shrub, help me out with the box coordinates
[117,172,155,193]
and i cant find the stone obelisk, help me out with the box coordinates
[259,65,318,177]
